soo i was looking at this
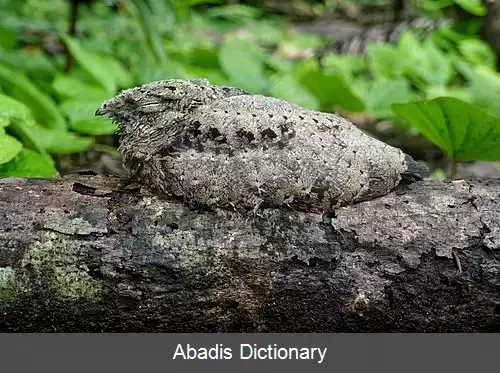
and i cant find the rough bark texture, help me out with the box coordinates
[0,173,499,332]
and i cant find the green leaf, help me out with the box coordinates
[27,125,94,153]
[205,4,260,23]
[187,46,220,69]
[294,61,364,112]
[0,148,57,178]
[0,26,17,50]
[424,85,470,101]
[0,64,66,129]
[402,37,454,86]
[219,39,268,93]
[52,74,111,101]
[95,53,134,89]
[122,0,168,66]
[453,0,486,16]
[59,99,117,135]
[247,21,283,46]
[358,79,417,119]
[0,133,23,165]
[458,39,496,68]
[70,118,117,136]
[59,99,108,124]
[322,54,368,78]
[0,94,36,127]
[456,62,500,116]
[392,97,500,161]
[61,35,128,94]
[367,43,406,79]
[269,74,319,110]
[263,55,294,73]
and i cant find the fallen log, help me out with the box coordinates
[0,173,499,332]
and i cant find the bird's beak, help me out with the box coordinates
[95,106,105,116]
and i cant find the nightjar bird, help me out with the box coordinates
[96,78,428,213]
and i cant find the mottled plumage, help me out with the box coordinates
[96,78,428,213]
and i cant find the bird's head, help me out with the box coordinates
[96,78,245,141]
[95,78,246,163]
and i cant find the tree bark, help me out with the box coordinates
[0,173,499,332]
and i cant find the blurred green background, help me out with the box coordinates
[0,0,499,179]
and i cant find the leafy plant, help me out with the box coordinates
[0,0,499,181]
[392,97,500,177]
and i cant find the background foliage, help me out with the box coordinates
[0,0,499,178]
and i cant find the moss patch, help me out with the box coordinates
[22,232,102,300]
[0,267,17,304]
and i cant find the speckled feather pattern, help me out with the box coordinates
[97,79,426,213]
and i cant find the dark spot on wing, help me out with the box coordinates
[311,186,327,200]
[236,129,255,143]
[191,121,202,136]
[278,123,296,139]
[261,128,277,140]
[209,127,221,138]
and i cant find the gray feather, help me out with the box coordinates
[96,79,428,213]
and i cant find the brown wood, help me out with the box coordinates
[0,173,499,332]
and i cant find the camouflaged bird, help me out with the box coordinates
[96,78,428,213]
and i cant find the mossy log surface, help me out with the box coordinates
[0,173,499,332]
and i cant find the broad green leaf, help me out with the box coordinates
[94,53,134,89]
[456,62,500,116]
[264,55,294,73]
[398,30,422,57]
[458,39,496,68]
[367,43,406,79]
[60,35,119,94]
[0,94,36,127]
[0,148,57,178]
[0,50,57,82]
[425,85,470,101]
[70,119,117,136]
[358,79,417,119]
[27,125,94,153]
[269,74,319,110]
[322,54,368,78]
[0,133,23,165]
[60,99,109,124]
[7,119,52,160]
[404,38,454,86]
[60,99,117,135]
[247,21,283,46]
[219,39,268,93]
[294,61,364,112]
[52,74,111,101]
[287,33,324,50]
[453,0,486,16]
[0,64,66,129]
[0,26,17,50]
[392,97,500,161]
[187,46,220,69]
